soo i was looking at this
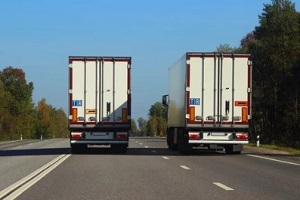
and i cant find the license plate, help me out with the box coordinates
[92,132,107,136]
[211,132,226,136]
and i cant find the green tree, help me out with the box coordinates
[149,102,167,119]
[147,102,167,137]
[0,67,35,139]
[49,107,69,138]
[36,98,52,139]
[0,79,13,140]
[216,44,237,53]
[130,119,138,136]
[147,117,158,137]
[137,117,147,136]
[250,0,300,145]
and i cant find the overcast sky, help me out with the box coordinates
[1,0,299,120]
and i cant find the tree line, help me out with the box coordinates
[132,0,300,148]
[131,102,167,137]
[0,67,68,140]
[234,0,300,148]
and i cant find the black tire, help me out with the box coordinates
[71,144,87,154]
[225,145,241,154]
[111,144,128,153]
[167,128,178,151]
[178,130,192,155]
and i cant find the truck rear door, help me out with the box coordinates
[187,53,251,128]
[69,57,131,126]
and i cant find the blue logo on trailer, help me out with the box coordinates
[190,98,200,105]
[72,100,82,106]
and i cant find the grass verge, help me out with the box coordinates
[246,143,300,155]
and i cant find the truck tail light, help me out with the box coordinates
[189,107,195,121]
[189,132,200,140]
[122,108,128,122]
[242,107,248,122]
[235,133,248,140]
[71,132,84,139]
[72,108,78,122]
[116,133,127,140]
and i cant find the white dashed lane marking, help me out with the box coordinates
[162,156,170,160]
[180,165,191,170]
[213,182,234,191]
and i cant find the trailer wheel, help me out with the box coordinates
[71,144,87,154]
[167,128,178,151]
[178,131,192,154]
[111,144,128,153]
[225,145,241,154]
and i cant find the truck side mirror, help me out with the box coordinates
[162,95,169,106]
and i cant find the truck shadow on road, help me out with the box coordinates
[0,146,232,156]
[73,147,231,156]
[3,147,298,158]
[0,148,71,156]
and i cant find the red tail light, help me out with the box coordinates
[116,134,127,140]
[71,132,84,139]
[235,133,248,140]
[189,132,200,140]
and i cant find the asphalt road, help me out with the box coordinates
[0,138,299,200]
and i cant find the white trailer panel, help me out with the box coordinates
[188,54,250,127]
[68,56,131,153]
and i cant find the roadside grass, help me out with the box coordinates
[247,143,300,155]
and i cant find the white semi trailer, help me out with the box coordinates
[68,56,131,153]
[162,52,252,154]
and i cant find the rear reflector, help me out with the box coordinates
[72,108,78,122]
[189,132,200,140]
[242,107,248,122]
[122,108,128,122]
[189,107,195,121]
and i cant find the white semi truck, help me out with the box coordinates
[162,52,252,154]
[68,56,131,153]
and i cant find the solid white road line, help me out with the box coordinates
[0,153,71,200]
[162,156,170,160]
[247,154,300,166]
[180,165,191,170]
[213,182,234,191]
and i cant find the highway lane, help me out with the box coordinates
[0,139,70,193]
[0,138,299,199]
